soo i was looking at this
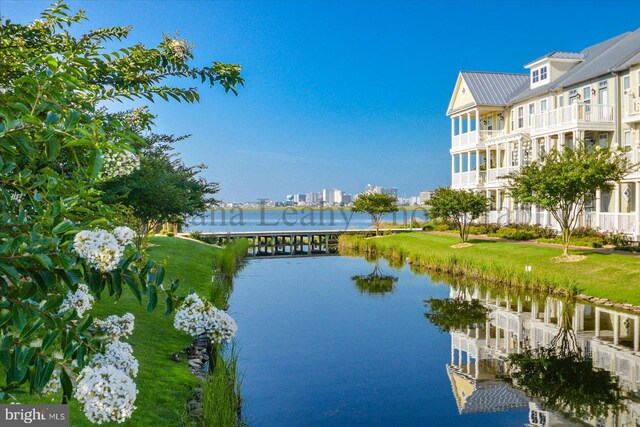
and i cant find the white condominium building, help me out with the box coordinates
[447,29,640,239]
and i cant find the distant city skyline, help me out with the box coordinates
[4,1,640,200]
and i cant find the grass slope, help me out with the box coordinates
[354,232,639,304]
[59,236,216,426]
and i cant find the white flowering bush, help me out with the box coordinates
[0,1,241,423]
[41,369,60,395]
[59,284,94,317]
[173,293,237,343]
[75,365,138,424]
[89,341,139,378]
[98,149,140,181]
[74,230,123,272]
[112,226,136,249]
[95,313,135,340]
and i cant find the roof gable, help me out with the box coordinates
[447,72,528,115]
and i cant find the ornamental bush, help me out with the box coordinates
[0,1,243,423]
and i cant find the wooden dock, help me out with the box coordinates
[179,229,417,257]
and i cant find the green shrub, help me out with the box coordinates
[189,230,204,240]
[603,231,631,246]
[491,227,536,241]
[572,226,603,239]
[616,245,640,253]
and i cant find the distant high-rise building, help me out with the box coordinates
[322,188,335,205]
[365,184,398,198]
[293,194,307,204]
[419,190,434,205]
[342,194,352,205]
[306,192,320,204]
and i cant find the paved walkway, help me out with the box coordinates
[425,231,640,257]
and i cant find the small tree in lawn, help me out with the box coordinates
[428,187,488,243]
[351,193,398,236]
[505,145,634,258]
[101,133,219,248]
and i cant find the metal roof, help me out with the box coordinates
[525,51,584,67]
[458,71,529,107]
[452,29,640,108]
[509,30,636,103]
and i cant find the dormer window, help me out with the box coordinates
[530,66,549,88]
[540,66,547,80]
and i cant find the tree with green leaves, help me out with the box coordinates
[351,192,398,236]
[351,260,398,295]
[424,297,489,333]
[101,133,219,247]
[0,1,242,420]
[427,187,488,243]
[505,145,634,257]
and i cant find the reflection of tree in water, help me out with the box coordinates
[351,260,398,295]
[507,297,622,419]
[424,297,490,333]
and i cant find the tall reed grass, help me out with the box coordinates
[201,345,244,427]
[338,234,577,297]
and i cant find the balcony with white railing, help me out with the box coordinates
[478,129,506,143]
[623,97,640,124]
[451,130,478,150]
[598,213,637,234]
[485,166,520,185]
[530,103,614,134]
[451,171,479,187]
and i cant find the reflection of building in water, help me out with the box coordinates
[447,286,640,426]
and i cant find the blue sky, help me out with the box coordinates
[3,0,640,201]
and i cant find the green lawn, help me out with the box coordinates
[29,237,218,426]
[353,232,640,304]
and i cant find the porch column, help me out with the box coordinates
[613,313,620,346]
[451,155,455,183]
[558,133,564,152]
[506,142,512,168]
[635,182,640,239]
[635,317,639,352]
[595,189,601,229]
[467,151,472,178]
[614,183,621,231]
[595,308,601,338]
[459,154,463,179]
[475,149,480,184]
[458,115,462,135]
[531,204,537,225]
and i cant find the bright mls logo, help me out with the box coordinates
[1,405,68,426]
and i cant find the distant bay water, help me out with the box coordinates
[184,207,429,233]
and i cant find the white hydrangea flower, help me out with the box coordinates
[173,293,237,344]
[59,284,94,317]
[98,149,140,180]
[210,309,238,344]
[74,229,123,272]
[41,369,60,394]
[89,341,138,378]
[112,226,136,249]
[95,313,135,340]
[75,365,138,424]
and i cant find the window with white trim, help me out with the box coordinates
[583,86,591,104]
[623,75,630,92]
[540,99,547,112]
[540,66,547,81]
[558,95,564,107]
[528,103,535,126]
[532,69,539,83]
[624,130,631,151]
[517,106,524,129]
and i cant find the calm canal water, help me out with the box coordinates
[229,255,639,426]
